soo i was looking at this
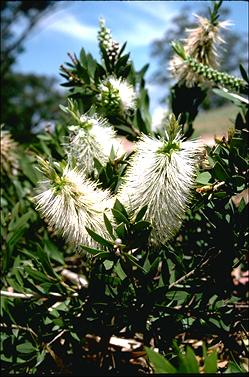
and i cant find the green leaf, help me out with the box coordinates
[25,267,53,283]
[8,210,33,232]
[81,244,107,255]
[16,341,36,354]
[80,48,88,68]
[112,208,130,225]
[19,155,40,184]
[240,64,248,83]
[145,347,177,374]
[87,53,97,78]
[179,346,199,373]
[166,290,188,302]
[115,222,126,239]
[238,197,246,213]
[35,247,59,279]
[103,213,115,240]
[93,157,104,174]
[137,63,150,81]
[125,254,146,272]
[114,261,127,280]
[161,260,170,286]
[94,63,106,81]
[115,124,138,137]
[145,257,160,279]
[133,220,151,232]
[35,350,46,367]
[85,227,113,248]
[204,350,217,373]
[77,65,90,84]
[44,236,64,264]
[231,175,246,188]
[213,191,226,198]
[113,199,129,219]
[117,41,127,58]
[135,108,150,134]
[71,332,80,342]
[213,161,230,181]
[103,260,114,271]
[196,171,212,184]
[212,88,245,106]
[225,361,247,373]
[134,205,148,222]
[6,228,25,252]
[115,53,130,72]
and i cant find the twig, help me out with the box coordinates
[61,269,88,288]
[47,330,67,347]
[1,290,78,299]
[0,323,38,338]
[1,291,35,299]
[169,249,220,289]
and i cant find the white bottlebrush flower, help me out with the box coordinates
[118,115,203,246]
[98,76,136,113]
[34,162,113,248]
[65,114,121,175]
[170,14,230,86]
[0,126,19,176]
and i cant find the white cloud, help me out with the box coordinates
[39,13,98,42]
[33,2,174,48]
[116,20,166,47]
[126,1,177,24]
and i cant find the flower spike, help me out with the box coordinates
[34,159,113,248]
[118,115,203,246]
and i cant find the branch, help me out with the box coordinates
[61,269,88,288]
[169,249,221,289]
[1,290,78,299]
[0,322,38,338]
[47,330,67,347]
[1,291,35,299]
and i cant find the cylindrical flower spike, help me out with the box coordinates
[98,17,120,64]
[0,127,19,177]
[171,42,247,93]
[170,12,230,87]
[98,76,136,114]
[118,115,203,246]
[186,56,247,92]
[65,114,120,176]
[33,159,113,248]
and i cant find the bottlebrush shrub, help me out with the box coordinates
[1,2,248,375]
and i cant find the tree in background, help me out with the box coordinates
[150,3,248,108]
[0,1,66,142]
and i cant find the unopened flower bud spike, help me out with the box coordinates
[172,42,247,92]
[98,17,120,65]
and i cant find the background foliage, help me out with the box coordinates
[1,1,248,375]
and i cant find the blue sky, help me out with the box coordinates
[14,0,248,118]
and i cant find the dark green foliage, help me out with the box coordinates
[1,73,66,142]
